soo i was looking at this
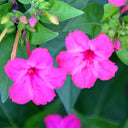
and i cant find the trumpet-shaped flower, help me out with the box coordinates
[56,30,118,89]
[44,114,81,128]
[5,48,66,105]
[108,0,127,7]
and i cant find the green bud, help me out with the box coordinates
[26,25,36,32]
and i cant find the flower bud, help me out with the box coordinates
[114,36,121,51]
[44,12,59,25]
[1,16,9,24]
[20,16,28,24]
[29,14,37,27]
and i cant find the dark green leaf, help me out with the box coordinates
[63,3,103,38]
[56,75,81,114]
[40,0,84,23]
[122,120,128,128]
[30,22,58,45]
[18,0,31,4]
[0,2,12,21]
[74,110,119,128]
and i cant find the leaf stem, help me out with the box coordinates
[119,7,122,25]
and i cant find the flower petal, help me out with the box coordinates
[65,30,89,52]
[108,0,127,7]
[5,58,28,81]
[56,51,83,74]
[72,66,97,88]
[38,67,66,89]
[44,115,63,128]
[27,48,53,68]
[95,60,118,80]
[61,114,81,128]
[90,34,114,59]
[32,75,56,105]
[9,76,33,104]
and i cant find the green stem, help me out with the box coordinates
[0,102,18,128]
[24,7,32,15]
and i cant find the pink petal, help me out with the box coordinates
[108,0,127,7]
[5,58,28,82]
[90,34,114,59]
[56,51,83,74]
[61,114,81,128]
[9,75,33,104]
[95,60,118,80]
[72,66,97,89]
[32,75,56,105]
[38,67,66,89]
[27,48,53,68]
[65,30,89,52]
[44,115,63,128]
[29,14,37,27]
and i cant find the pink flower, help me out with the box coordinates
[113,36,121,51]
[5,48,66,105]
[56,30,118,89]
[44,114,81,128]
[20,16,28,24]
[108,0,127,7]
[29,14,37,27]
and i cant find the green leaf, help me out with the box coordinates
[40,0,84,23]
[63,3,103,38]
[0,0,8,5]
[30,22,58,45]
[74,110,119,128]
[0,2,12,21]
[18,0,31,4]
[56,75,81,114]
[102,4,119,22]
[122,120,128,128]
[116,47,128,65]
[70,0,89,9]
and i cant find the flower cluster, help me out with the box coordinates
[4,30,118,105]
[57,30,118,88]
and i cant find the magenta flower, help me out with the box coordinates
[5,48,66,105]
[29,14,37,27]
[56,30,118,89]
[108,0,127,7]
[44,114,81,128]
[113,36,121,51]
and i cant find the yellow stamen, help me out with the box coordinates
[11,30,21,60]
[0,28,8,42]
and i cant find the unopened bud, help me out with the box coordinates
[44,12,59,25]
[114,36,121,51]
[1,16,10,24]
[20,16,28,24]
[37,9,43,15]
[10,16,19,24]
[29,14,37,27]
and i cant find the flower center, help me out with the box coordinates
[83,50,95,62]
[28,67,36,75]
